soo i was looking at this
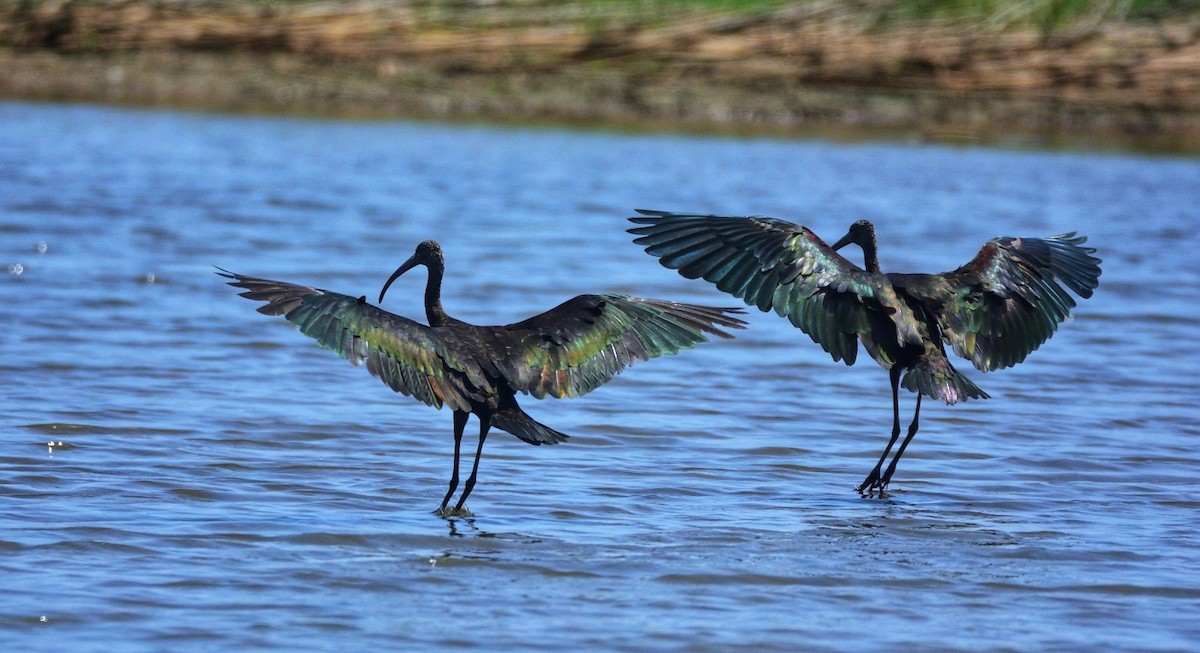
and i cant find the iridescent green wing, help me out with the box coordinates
[495,294,746,399]
[219,269,488,412]
[628,210,917,365]
[915,233,1101,371]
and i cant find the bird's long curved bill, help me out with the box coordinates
[830,230,854,251]
[378,255,419,303]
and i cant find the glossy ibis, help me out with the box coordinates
[628,210,1101,494]
[219,240,746,516]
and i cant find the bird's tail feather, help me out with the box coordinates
[492,407,569,445]
[902,364,990,405]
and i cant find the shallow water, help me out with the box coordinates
[2,100,1198,652]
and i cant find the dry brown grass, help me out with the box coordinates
[2,1,1198,149]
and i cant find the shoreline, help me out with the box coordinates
[3,2,1199,152]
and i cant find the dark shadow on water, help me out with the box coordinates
[444,515,481,539]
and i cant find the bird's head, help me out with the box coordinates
[830,220,876,253]
[379,240,444,303]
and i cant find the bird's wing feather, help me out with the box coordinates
[219,269,487,411]
[907,233,1101,371]
[628,210,919,364]
[495,293,746,399]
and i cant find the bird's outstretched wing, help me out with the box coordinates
[628,209,918,365]
[905,233,1101,371]
[495,294,746,399]
[218,269,488,412]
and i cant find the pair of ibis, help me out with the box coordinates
[221,211,1100,515]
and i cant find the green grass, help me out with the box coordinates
[559,0,1200,20]
[7,0,1199,30]
[877,0,1200,28]
[406,0,1200,32]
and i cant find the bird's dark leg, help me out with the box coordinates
[880,394,921,490]
[439,410,470,515]
[857,367,904,495]
[451,416,491,515]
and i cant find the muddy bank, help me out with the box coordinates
[3,1,1199,150]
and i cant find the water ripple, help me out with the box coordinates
[1,101,1198,653]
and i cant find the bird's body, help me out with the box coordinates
[220,240,745,516]
[628,210,1101,494]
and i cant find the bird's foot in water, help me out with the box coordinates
[436,505,474,519]
[856,474,891,498]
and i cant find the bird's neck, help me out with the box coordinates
[424,262,451,327]
[862,240,881,274]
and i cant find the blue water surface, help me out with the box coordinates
[1,100,1198,652]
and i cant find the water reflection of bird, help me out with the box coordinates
[629,210,1101,495]
[220,240,746,516]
